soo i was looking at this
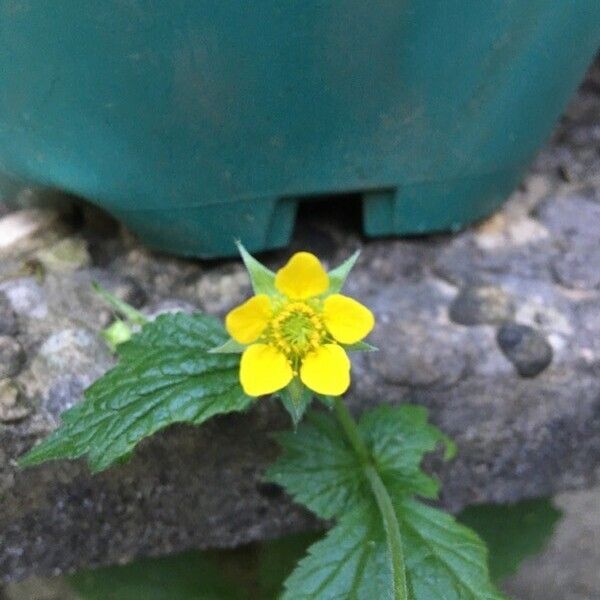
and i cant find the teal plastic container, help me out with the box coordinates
[0,2,598,257]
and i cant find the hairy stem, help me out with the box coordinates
[333,397,408,600]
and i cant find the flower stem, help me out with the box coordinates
[333,397,408,600]
[332,396,370,463]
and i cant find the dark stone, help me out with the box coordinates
[0,293,18,336]
[496,323,553,377]
[449,285,514,326]
[0,336,25,379]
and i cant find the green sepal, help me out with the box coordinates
[278,378,313,427]
[315,394,335,409]
[236,240,278,296]
[209,337,246,354]
[342,340,378,352]
[327,250,360,294]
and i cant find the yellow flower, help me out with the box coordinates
[226,251,374,397]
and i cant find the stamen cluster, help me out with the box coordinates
[269,301,327,360]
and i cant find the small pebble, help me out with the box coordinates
[450,285,514,326]
[496,323,553,378]
[0,378,30,422]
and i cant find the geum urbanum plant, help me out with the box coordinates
[21,243,505,599]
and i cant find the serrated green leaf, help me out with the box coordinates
[282,499,504,600]
[278,378,313,427]
[282,503,393,600]
[209,337,246,354]
[236,240,278,296]
[342,340,379,352]
[270,406,502,600]
[267,412,362,519]
[327,250,360,294]
[359,405,454,498]
[116,312,226,359]
[20,313,251,472]
[267,406,449,519]
[398,499,505,600]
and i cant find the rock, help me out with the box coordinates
[0,209,61,250]
[195,266,248,314]
[449,285,515,325]
[536,193,600,242]
[474,213,550,251]
[369,321,467,387]
[496,323,553,377]
[0,278,48,320]
[552,245,600,290]
[0,379,30,423]
[0,292,18,336]
[0,337,24,379]
[34,238,91,273]
[558,147,600,183]
[540,195,600,289]
[26,328,113,416]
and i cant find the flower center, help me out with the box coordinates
[269,302,325,357]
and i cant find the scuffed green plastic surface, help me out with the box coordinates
[0,2,598,256]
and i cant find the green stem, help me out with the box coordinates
[363,465,408,599]
[333,397,408,600]
[333,396,370,463]
[92,282,148,326]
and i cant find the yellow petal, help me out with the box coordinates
[225,294,272,344]
[240,344,293,397]
[300,343,350,396]
[275,252,329,299]
[322,294,375,344]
